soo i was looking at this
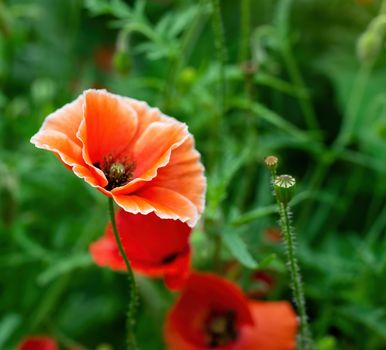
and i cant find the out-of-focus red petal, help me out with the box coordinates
[236,301,298,350]
[18,336,58,350]
[89,232,126,271]
[89,210,192,290]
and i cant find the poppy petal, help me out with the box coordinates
[113,188,198,225]
[149,135,206,221]
[110,108,189,196]
[237,301,298,350]
[132,121,188,178]
[18,336,58,350]
[30,96,84,167]
[80,89,138,165]
[89,232,126,271]
[136,186,198,227]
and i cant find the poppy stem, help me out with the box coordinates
[108,197,138,350]
[264,158,313,349]
[278,201,313,350]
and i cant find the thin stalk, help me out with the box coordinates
[209,0,227,122]
[278,202,312,350]
[281,45,319,131]
[239,0,251,63]
[276,0,319,131]
[108,198,138,350]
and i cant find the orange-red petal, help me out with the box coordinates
[147,134,206,223]
[30,96,84,167]
[112,187,198,226]
[132,121,188,180]
[79,89,138,165]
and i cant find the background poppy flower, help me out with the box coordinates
[18,336,58,350]
[31,89,206,227]
[90,209,192,290]
[165,272,297,350]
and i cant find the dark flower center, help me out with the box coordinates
[161,253,179,265]
[205,310,238,348]
[94,156,135,191]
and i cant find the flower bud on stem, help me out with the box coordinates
[265,158,313,350]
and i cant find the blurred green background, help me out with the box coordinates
[1,0,386,349]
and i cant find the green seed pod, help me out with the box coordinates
[113,50,132,76]
[274,175,296,205]
[357,31,383,64]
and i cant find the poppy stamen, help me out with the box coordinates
[205,310,238,348]
[95,155,135,190]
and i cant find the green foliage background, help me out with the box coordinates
[1,0,386,349]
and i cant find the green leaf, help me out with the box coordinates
[0,314,21,349]
[222,228,258,269]
[37,253,93,285]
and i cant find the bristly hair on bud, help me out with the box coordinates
[264,155,278,174]
[274,174,296,205]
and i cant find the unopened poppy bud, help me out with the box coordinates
[264,155,278,172]
[113,50,132,75]
[357,31,383,64]
[178,67,197,85]
[274,174,295,205]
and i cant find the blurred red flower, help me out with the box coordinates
[165,273,298,350]
[31,89,206,227]
[90,209,192,290]
[264,227,282,243]
[94,45,115,72]
[18,336,58,350]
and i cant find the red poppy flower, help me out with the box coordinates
[18,336,58,350]
[247,270,275,299]
[165,272,298,350]
[31,89,206,227]
[90,209,192,290]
